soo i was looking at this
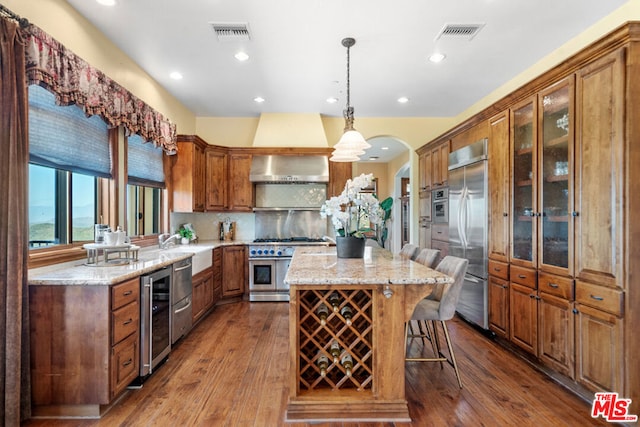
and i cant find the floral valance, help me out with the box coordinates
[23,24,177,154]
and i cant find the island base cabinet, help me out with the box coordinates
[286,285,413,422]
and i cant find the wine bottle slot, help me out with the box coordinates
[317,351,329,377]
[328,292,341,312]
[330,340,341,363]
[316,303,329,326]
[341,353,353,377]
[340,305,353,326]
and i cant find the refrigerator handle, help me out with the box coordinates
[459,186,469,248]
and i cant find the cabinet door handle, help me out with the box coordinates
[572,211,580,217]
[548,283,559,289]
[501,284,508,289]
[518,274,527,279]
[123,290,133,296]
[123,318,133,325]
[493,267,501,271]
[122,358,133,367]
[590,294,604,301]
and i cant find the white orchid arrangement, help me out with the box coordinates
[320,173,384,238]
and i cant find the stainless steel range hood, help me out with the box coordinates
[249,155,329,183]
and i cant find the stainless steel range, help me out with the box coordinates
[248,238,328,302]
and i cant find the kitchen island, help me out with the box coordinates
[284,246,452,423]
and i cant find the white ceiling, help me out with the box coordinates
[65,0,626,121]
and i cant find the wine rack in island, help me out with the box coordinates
[298,289,373,391]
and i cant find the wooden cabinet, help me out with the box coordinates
[418,150,431,192]
[431,141,449,188]
[575,302,623,393]
[172,136,207,212]
[227,152,253,211]
[30,278,140,417]
[509,280,538,355]
[328,160,352,197]
[212,247,223,303]
[222,245,246,298]
[418,219,431,250]
[488,260,509,338]
[205,148,228,211]
[488,111,510,263]
[192,268,214,324]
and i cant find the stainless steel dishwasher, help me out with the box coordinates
[172,258,193,344]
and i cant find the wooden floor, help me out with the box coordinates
[23,301,608,427]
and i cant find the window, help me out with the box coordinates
[29,165,97,248]
[127,185,161,237]
[28,85,110,249]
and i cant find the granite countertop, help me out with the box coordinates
[28,239,252,286]
[284,246,453,286]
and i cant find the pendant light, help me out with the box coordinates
[330,37,370,162]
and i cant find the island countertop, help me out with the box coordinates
[285,245,452,286]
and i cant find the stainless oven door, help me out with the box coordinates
[249,259,276,292]
[433,200,448,223]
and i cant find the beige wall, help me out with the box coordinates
[5,0,196,134]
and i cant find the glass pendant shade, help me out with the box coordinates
[335,130,371,151]
[330,151,361,162]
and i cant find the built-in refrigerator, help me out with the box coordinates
[448,138,488,330]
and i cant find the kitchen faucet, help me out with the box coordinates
[158,233,180,249]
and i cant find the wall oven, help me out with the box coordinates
[139,266,172,379]
[432,188,449,223]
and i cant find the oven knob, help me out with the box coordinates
[269,249,275,255]
[277,250,282,256]
[250,249,256,256]
[257,249,263,255]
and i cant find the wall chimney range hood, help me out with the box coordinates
[249,155,329,183]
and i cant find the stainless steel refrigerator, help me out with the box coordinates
[448,138,488,330]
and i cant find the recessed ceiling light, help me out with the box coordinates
[381,147,389,150]
[254,97,265,103]
[429,53,446,63]
[234,51,249,61]
[369,156,379,161]
[96,0,116,5]
[326,97,339,104]
[169,72,183,80]
[397,97,409,104]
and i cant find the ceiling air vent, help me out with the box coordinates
[210,22,251,41]
[435,23,485,41]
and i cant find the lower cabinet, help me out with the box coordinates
[222,245,246,298]
[213,247,222,302]
[509,281,538,355]
[30,278,140,417]
[192,268,214,324]
[538,292,574,378]
[488,275,509,339]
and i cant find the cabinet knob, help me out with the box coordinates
[503,212,508,217]
[548,283,559,289]
[590,294,604,301]
[572,211,580,217]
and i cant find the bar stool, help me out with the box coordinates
[399,243,420,260]
[405,255,468,388]
[414,248,440,268]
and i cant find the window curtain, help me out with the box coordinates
[127,134,166,188]
[0,17,31,424]
[23,24,178,155]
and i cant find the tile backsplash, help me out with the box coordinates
[171,212,255,241]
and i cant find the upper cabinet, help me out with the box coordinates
[328,161,352,197]
[172,136,207,212]
[418,150,432,192]
[431,141,450,189]
[510,76,574,277]
[227,152,253,211]
[488,111,510,263]
[205,148,228,211]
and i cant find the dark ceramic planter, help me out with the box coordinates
[336,236,365,258]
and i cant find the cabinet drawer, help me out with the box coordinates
[576,280,623,317]
[111,279,139,310]
[510,265,537,289]
[112,302,139,344]
[431,223,448,241]
[488,260,509,280]
[538,272,573,300]
[111,332,138,398]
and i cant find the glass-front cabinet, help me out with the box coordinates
[511,98,537,266]
[510,77,574,275]
[538,79,573,274]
